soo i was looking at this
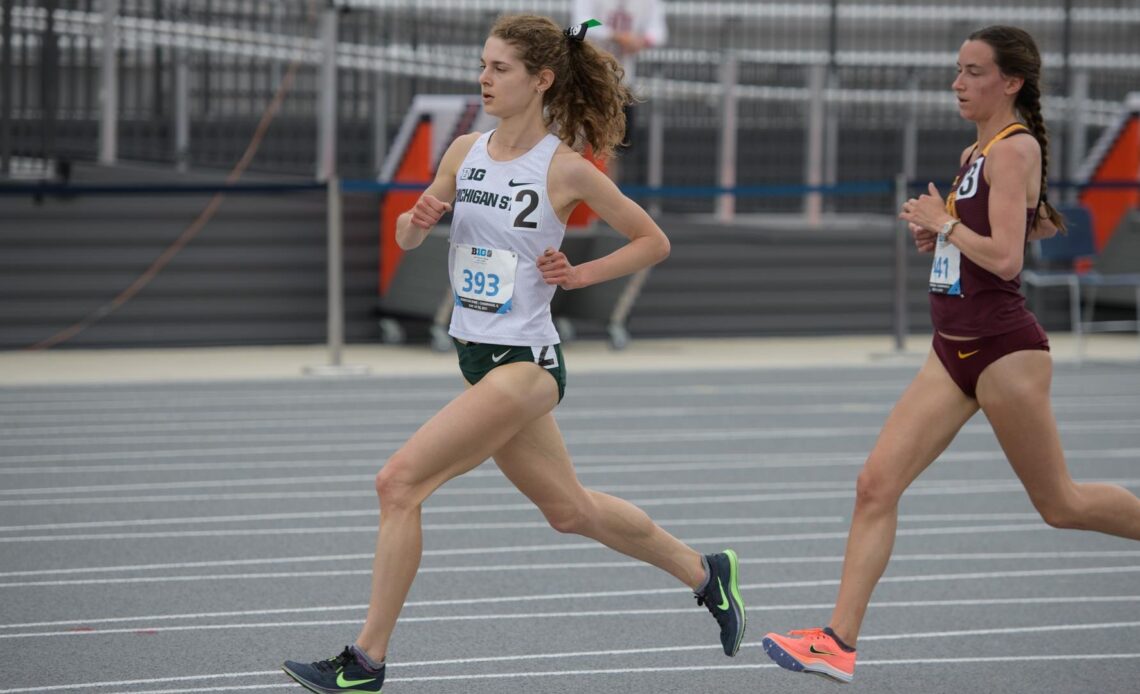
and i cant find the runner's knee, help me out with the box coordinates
[535,491,594,535]
[541,500,590,535]
[1030,488,1085,530]
[375,451,425,512]
[854,463,903,512]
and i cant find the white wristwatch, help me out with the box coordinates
[939,218,960,239]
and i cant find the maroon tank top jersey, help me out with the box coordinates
[929,123,1038,337]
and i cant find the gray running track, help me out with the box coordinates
[1,362,1139,694]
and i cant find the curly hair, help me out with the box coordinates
[969,25,1067,233]
[490,14,634,160]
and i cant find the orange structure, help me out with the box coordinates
[379,116,434,295]
[1078,97,1140,251]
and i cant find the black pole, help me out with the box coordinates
[1,0,12,175]
[1060,0,1073,180]
[825,0,839,213]
[40,0,59,166]
[828,0,839,72]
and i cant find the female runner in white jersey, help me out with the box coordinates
[282,15,745,693]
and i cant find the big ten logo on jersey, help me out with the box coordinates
[955,158,984,202]
[470,246,494,258]
[460,167,486,181]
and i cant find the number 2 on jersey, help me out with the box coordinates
[512,189,540,229]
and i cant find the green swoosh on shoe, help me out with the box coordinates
[716,576,730,611]
[337,671,378,688]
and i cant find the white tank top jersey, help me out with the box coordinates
[447,130,566,346]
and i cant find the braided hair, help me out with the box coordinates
[969,25,1067,232]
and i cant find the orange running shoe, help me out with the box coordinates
[762,627,855,683]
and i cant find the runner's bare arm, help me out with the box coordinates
[900,138,1038,281]
[538,154,669,290]
[395,133,480,250]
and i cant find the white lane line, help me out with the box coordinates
[341,620,1140,665]
[6,474,1028,498]
[4,396,1135,442]
[0,558,1134,603]
[0,441,390,464]
[3,511,847,534]
[0,509,1043,540]
[0,430,419,448]
[0,403,896,440]
[2,446,1136,477]
[1,371,1131,409]
[0,507,1040,536]
[0,380,911,409]
[2,391,1132,428]
[7,477,1140,510]
[0,451,855,476]
[3,420,1138,465]
[0,494,1052,538]
[0,628,1137,693]
[102,651,1140,693]
[2,592,1139,639]
[4,545,1134,584]
[0,451,866,476]
[0,524,1058,584]
[4,592,1137,632]
[1,477,876,497]
[6,474,1139,502]
[2,544,1129,580]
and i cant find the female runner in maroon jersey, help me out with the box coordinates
[761,25,1140,684]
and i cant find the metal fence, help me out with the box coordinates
[3,0,1140,215]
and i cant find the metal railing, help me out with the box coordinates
[3,1,1139,211]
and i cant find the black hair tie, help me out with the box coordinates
[564,18,601,42]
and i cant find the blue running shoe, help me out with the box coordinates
[282,646,384,693]
[695,549,747,656]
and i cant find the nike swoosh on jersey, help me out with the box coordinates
[957,349,981,359]
[491,350,511,363]
[508,179,536,187]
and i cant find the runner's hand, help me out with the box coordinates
[537,248,581,290]
[410,194,452,230]
[910,222,937,253]
[899,182,953,232]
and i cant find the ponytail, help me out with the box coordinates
[491,14,634,160]
[1017,85,1067,233]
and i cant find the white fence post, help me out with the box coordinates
[716,50,738,223]
[804,64,826,225]
[647,69,665,218]
[1066,69,1089,204]
[893,173,909,352]
[98,0,119,165]
[316,3,338,182]
[174,45,190,172]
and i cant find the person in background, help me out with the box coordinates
[574,0,668,184]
